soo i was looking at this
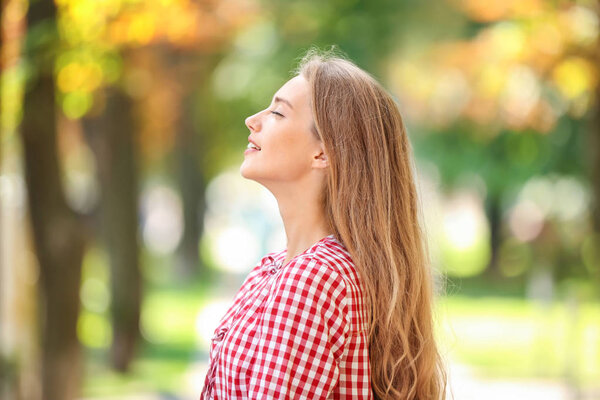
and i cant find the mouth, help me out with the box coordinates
[245,142,261,154]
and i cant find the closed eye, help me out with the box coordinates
[270,110,284,117]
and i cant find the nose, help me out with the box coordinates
[245,112,261,133]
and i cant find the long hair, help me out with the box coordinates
[294,47,447,400]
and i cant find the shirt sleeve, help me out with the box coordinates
[248,257,350,399]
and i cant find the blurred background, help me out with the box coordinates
[1,0,599,399]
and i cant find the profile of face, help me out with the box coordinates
[240,75,328,189]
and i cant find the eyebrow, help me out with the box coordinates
[273,96,294,110]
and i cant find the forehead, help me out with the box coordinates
[273,75,310,109]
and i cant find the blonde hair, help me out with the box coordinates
[294,47,447,400]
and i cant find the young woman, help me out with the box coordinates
[200,47,447,400]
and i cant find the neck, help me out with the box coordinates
[273,186,332,265]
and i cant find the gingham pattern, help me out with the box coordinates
[199,234,373,399]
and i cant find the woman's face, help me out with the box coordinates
[240,75,325,186]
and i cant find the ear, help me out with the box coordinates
[313,150,329,169]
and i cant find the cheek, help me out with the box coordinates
[271,150,309,176]
[262,140,313,179]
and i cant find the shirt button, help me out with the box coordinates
[269,267,278,275]
[211,326,229,342]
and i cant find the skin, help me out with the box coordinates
[241,74,333,267]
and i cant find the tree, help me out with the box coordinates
[82,78,142,371]
[589,4,600,293]
[20,0,87,398]
[388,0,599,279]
[56,0,260,370]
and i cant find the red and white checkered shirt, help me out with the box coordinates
[199,233,373,399]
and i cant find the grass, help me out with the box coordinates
[438,296,600,387]
[80,274,215,398]
[80,273,600,397]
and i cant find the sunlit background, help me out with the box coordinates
[1,0,599,399]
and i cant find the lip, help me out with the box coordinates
[248,136,261,149]
[244,148,260,155]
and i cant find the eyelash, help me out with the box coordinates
[270,110,284,117]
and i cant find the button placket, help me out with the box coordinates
[203,256,284,398]
[203,325,230,398]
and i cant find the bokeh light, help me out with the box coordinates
[141,184,184,255]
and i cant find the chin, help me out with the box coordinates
[239,163,255,180]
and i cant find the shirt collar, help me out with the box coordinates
[264,252,284,267]
[261,234,336,270]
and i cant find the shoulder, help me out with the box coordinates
[276,255,348,304]
[298,235,364,296]
[264,249,351,349]
[310,234,356,276]
[289,235,370,333]
[272,235,359,309]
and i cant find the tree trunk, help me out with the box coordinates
[82,85,142,372]
[21,1,86,399]
[174,84,205,279]
[484,193,502,277]
[166,49,214,280]
[589,21,600,296]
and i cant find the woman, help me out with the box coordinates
[200,47,447,400]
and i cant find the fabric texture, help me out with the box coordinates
[199,233,373,399]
